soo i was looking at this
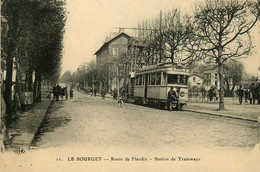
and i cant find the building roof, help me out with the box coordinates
[94,32,131,55]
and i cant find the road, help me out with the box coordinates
[32,91,259,152]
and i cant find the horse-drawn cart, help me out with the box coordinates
[56,83,68,101]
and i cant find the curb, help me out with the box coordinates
[28,99,54,149]
[185,109,259,123]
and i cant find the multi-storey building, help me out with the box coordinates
[95,32,131,93]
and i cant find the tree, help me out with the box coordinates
[134,9,193,65]
[224,60,244,95]
[160,10,193,64]
[29,0,66,101]
[190,0,258,110]
[85,60,97,93]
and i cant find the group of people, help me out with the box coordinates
[168,87,180,111]
[237,82,260,105]
[53,84,73,101]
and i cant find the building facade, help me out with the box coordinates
[95,32,131,93]
[188,74,204,87]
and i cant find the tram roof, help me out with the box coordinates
[135,63,189,75]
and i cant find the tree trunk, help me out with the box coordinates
[14,56,22,113]
[4,44,15,121]
[26,63,33,92]
[37,73,41,102]
[33,73,38,103]
[0,95,11,145]
[218,63,225,110]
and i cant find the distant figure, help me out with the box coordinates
[176,88,181,109]
[168,87,177,111]
[117,97,124,107]
[101,89,106,99]
[53,85,57,100]
[257,82,260,104]
[56,84,61,101]
[237,85,244,105]
[208,87,214,101]
[65,87,68,100]
[70,88,73,99]
[113,88,118,100]
[94,89,96,97]
[250,83,256,104]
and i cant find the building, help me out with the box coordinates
[188,74,204,87]
[95,32,131,93]
[95,32,148,94]
[203,65,219,91]
[203,65,234,91]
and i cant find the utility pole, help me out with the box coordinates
[159,10,162,63]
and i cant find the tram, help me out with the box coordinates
[133,63,189,110]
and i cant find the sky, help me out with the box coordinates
[61,0,260,76]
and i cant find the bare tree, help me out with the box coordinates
[190,0,258,110]
[160,9,193,64]
[224,59,244,95]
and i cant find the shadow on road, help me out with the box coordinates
[30,100,71,147]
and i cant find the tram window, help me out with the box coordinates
[168,74,188,85]
[136,76,141,86]
[162,72,166,85]
[177,75,181,83]
[181,75,188,84]
[156,72,161,85]
[139,76,143,85]
[151,73,155,85]
[168,74,178,84]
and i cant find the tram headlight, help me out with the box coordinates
[180,92,185,97]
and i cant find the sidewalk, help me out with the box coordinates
[186,98,260,122]
[7,98,53,151]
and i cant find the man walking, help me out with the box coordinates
[237,85,244,105]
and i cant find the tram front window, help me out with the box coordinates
[168,74,188,85]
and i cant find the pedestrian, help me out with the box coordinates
[208,87,214,101]
[56,84,61,101]
[94,89,96,97]
[249,83,256,104]
[70,87,73,99]
[176,88,181,110]
[53,85,57,100]
[168,87,177,111]
[257,81,260,104]
[101,88,106,99]
[65,87,68,100]
[237,85,244,105]
[113,88,118,100]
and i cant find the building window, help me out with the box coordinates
[113,48,118,57]
[193,77,195,82]
[215,73,218,80]
[215,81,218,86]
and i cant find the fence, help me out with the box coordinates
[188,91,238,103]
